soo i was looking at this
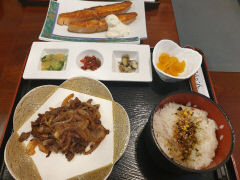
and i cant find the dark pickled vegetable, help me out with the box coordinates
[118,54,138,73]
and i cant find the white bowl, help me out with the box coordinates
[152,40,202,82]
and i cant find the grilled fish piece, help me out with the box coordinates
[57,1,132,26]
[68,12,137,33]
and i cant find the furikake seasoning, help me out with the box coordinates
[173,107,200,161]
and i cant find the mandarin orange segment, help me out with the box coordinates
[157,53,186,77]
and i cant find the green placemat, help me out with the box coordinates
[172,0,240,72]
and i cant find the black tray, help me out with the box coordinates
[0,49,238,180]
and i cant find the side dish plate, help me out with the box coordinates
[39,0,147,43]
[23,42,152,82]
[4,77,130,180]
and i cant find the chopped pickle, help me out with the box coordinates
[157,53,185,77]
[118,54,138,73]
[41,53,67,71]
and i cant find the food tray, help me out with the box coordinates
[23,42,152,82]
[0,48,238,180]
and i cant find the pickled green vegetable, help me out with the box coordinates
[41,53,67,71]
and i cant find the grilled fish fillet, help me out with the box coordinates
[68,12,137,33]
[57,1,132,26]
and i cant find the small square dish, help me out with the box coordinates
[39,0,147,43]
[23,42,152,82]
[40,49,68,71]
[112,51,139,73]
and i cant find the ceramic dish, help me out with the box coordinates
[145,91,235,174]
[152,40,202,82]
[39,0,146,43]
[4,77,130,180]
[23,42,152,82]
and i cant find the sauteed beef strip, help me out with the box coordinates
[19,94,109,161]
[19,132,31,142]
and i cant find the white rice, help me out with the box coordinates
[153,102,218,170]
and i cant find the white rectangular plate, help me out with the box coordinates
[23,42,152,82]
[39,0,147,43]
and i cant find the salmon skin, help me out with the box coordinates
[68,12,137,33]
[57,1,132,26]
